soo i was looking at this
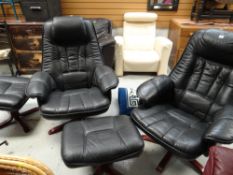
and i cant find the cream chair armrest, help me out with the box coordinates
[114,36,124,76]
[0,49,10,59]
[115,36,124,45]
[154,37,173,75]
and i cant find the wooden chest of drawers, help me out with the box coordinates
[168,19,233,68]
[7,22,43,74]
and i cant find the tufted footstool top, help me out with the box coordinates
[61,115,144,167]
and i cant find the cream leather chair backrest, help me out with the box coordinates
[114,12,173,76]
[123,12,157,51]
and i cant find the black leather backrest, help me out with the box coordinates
[51,16,90,46]
[42,16,103,90]
[170,29,233,121]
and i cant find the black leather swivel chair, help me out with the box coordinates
[26,16,118,134]
[131,29,233,174]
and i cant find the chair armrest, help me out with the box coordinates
[137,75,174,106]
[26,72,56,101]
[154,37,173,75]
[205,105,233,144]
[114,36,124,76]
[0,49,10,58]
[98,34,115,48]
[93,65,119,93]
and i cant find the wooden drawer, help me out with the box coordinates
[177,49,184,60]
[9,26,42,37]
[180,29,195,37]
[179,37,190,49]
[7,22,43,74]
[12,37,42,50]
[16,52,42,71]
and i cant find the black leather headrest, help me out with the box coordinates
[51,16,90,46]
[192,29,233,66]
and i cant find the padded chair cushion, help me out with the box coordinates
[124,12,157,22]
[41,87,110,118]
[51,16,90,46]
[123,51,159,72]
[132,104,209,159]
[62,116,144,167]
[203,146,233,175]
[0,77,29,111]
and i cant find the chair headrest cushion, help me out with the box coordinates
[124,12,157,22]
[51,16,90,46]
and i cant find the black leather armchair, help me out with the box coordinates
[131,29,233,174]
[26,16,118,134]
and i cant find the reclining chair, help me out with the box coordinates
[131,29,233,174]
[26,16,118,134]
[114,12,172,76]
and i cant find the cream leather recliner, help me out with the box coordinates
[114,12,173,76]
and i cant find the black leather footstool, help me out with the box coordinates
[0,76,38,132]
[62,115,144,175]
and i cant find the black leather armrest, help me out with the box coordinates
[26,72,56,101]
[93,65,118,93]
[98,34,115,48]
[205,105,233,144]
[137,75,174,106]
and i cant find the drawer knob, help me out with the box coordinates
[30,6,42,11]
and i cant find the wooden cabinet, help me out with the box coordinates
[168,19,233,68]
[7,22,43,74]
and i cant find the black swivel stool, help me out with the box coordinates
[62,115,144,175]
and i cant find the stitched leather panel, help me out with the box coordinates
[0,77,29,110]
[62,116,144,166]
[40,87,110,118]
[42,18,103,90]
[170,30,233,120]
[132,104,208,159]
[203,146,233,175]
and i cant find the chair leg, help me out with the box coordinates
[19,107,39,116]
[7,55,15,76]
[93,166,104,175]
[189,160,204,174]
[9,108,38,133]
[142,134,155,143]
[0,114,13,129]
[103,165,122,175]
[48,120,71,135]
[0,140,8,147]
[93,164,123,175]
[11,111,30,133]
[156,151,173,173]
[141,134,203,174]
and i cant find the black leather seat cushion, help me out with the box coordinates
[0,77,29,111]
[132,104,209,159]
[41,87,110,118]
[62,116,144,167]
